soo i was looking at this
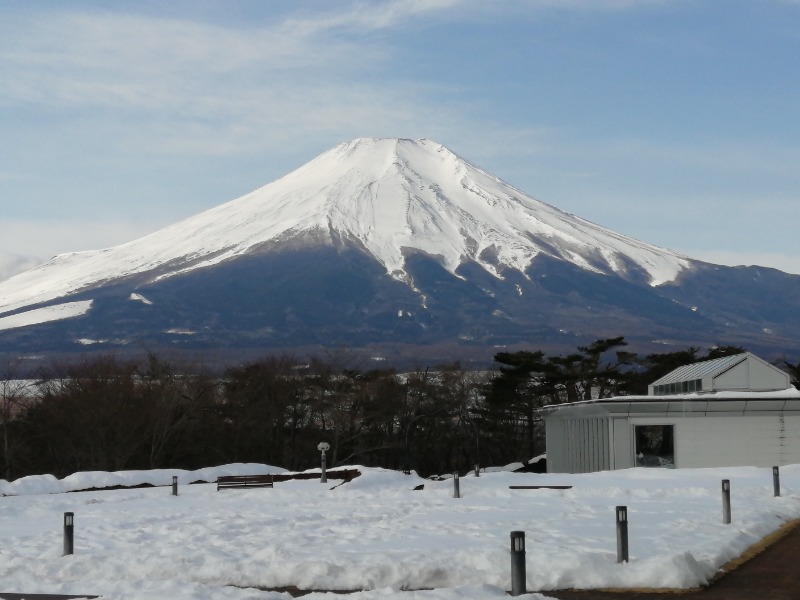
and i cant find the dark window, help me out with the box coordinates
[635,424,675,468]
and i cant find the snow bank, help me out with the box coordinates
[0,463,288,496]
[1,464,799,600]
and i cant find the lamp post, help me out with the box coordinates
[509,531,526,595]
[318,442,330,483]
[722,479,731,524]
[616,506,629,563]
[773,466,781,497]
[63,512,74,556]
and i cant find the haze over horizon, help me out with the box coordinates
[2,0,799,281]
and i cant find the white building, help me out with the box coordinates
[544,353,800,473]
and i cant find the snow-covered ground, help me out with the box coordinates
[1,463,799,600]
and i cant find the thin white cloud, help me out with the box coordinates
[3,13,365,108]
[0,252,42,283]
[0,217,166,270]
[0,6,468,161]
[2,0,483,113]
[280,0,464,35]
[0,0,667,116]
[0,0,680,168]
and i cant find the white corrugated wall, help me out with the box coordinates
[546,415,611,473]
[674,415,800,468]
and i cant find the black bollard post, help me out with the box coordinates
[172,475,178,496]
[510,531,526,596]
[63,512,74,556]
[475,464,480,477]
[773,466,781,498]
[616,506,629,563]
[722,479,731,524]
[453,472,460,498]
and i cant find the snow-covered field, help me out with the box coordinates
[2,463,799,600]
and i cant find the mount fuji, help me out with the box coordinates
[2,138,799,366]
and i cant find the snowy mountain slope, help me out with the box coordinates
[2,137,800,363]
[0,138,690,317]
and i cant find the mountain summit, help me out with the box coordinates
[0,138,687,313]
[1,138,799,364]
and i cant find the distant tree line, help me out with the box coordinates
[1,339,796,481]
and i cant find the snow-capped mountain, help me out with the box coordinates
[0,138,688,314]
[1,138,799,365]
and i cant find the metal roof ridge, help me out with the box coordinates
[650,352,751,386]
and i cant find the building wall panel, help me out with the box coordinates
[780,416,800,464]
[715,362,749,391]
[677,416,785,468]
[613,418,634,469]
[545,415,613,473]
[545,380,799,473]
[750,360,791,390]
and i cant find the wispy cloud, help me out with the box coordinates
[0,5,472,162]
[0,217,166,273]
[0,252,42,282]
[3,12,366,107]
[280,0,463,35]
[0,0,667,157]
[1,0,478,108]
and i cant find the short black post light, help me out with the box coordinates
[773,466,781,498]
[453,471,460,499]
[318,442,330,483]
[509,531,526,596]
[63,512,74,556]
[474,464,480,477]
[616,506,629,563]
[722,479,731,524]
[172,475,179,496]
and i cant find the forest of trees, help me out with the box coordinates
[1,338,798,481]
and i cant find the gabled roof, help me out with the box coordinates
[650,352,752,386]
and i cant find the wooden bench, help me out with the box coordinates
[508,485,572,490]
[217,474,274,490]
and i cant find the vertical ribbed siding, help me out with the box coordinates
[546,415,612,473]
[545,418,567,473]
[598,418,610,471]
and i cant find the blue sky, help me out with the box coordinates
[1,0,799,280]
